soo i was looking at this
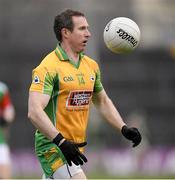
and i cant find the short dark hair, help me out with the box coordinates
[54,9,85,42]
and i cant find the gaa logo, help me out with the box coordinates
[63,76,74,82]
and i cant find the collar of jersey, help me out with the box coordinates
[55,43,84,68]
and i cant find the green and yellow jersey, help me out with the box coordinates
[29,44,103,177]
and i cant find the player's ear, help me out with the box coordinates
[61,28,71,39]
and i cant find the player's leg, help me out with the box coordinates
[0,144,11,179]
[0,164,11,179]
[54,163,86,179]
[43,163,86,179]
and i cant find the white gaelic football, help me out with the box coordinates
[103,17,141,54]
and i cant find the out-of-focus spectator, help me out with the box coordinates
[0,81,15,179]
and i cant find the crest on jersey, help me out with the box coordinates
[76,73,85,85]
[90,75,95,81]
[33,75,40,84]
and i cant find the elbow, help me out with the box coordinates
[28,110,38,128]
[100,95,111,106]
[28,109,35,122]
[28,111,33,121]
[27,111,32,120]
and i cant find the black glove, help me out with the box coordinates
[121,125,142,147]
[53,133,88,166]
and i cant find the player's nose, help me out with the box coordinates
[85,29,91,38]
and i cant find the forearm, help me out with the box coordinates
[95,97,126,131]
[93,90,141,147]
[28,105,58,140]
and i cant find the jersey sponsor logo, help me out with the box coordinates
[66,90,92,108]
[32,75,40,84]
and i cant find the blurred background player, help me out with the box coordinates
[0,81,15,179]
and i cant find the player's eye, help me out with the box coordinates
[79,26,88,30]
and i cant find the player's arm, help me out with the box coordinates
[3,105,15,122]
[92,89,142,147]
[28,91,87,165]
[92,89,126,131]
[1,104,15,127]
[28,91,58,140]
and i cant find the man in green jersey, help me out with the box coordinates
[0,81,15,179]
[28,9,142,179]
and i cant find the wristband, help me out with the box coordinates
[52,133,64,146]
[121,125,128,134]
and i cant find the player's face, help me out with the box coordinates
[68,16,91,53]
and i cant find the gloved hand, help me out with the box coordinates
[53,133,88,166]
[121,125,142,147]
